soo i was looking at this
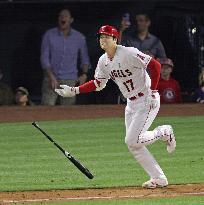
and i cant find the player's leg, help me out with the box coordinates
[125,94,160,147]
[125,92,175,149]
[41,78,58,105]
[154,125,176,154]
[142,93,176,152]
[128,146,168,188]
[125,105,167,180]
[125,93,168,188]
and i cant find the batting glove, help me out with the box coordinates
[55,85,79,97]
[147,90,159,109]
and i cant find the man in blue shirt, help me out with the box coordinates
[41,8,90,105]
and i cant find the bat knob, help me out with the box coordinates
[32,121,39,128]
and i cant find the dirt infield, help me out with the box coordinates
[0,103,203,123]
[0,103,204,204]
[1,184,204,204]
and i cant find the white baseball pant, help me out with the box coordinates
[125,92,166,179]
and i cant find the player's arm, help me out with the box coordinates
[55,56,109,97]
[129,48,161,91]
[55,78,108,97]
[145,58,161,109]
[147,58,161,91]
[130,48,161,109]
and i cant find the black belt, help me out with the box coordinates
[129,92,144,101]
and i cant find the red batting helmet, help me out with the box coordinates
[97,25,119,39]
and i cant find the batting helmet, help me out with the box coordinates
[97,25,119,39]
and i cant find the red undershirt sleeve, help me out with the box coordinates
[147,58,161,90]
[79,80,97,93]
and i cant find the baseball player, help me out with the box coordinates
[55,25,176,189]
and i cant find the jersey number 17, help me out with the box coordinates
[123,79,134,92]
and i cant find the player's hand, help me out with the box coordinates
[150,94,158,109]
[147,91,159,109]
[55,85,79,97]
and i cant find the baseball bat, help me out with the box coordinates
[32,121,94,179]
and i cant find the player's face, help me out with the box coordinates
[99,34,116,50]
[58,9,73,31]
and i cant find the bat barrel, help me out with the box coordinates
[32,121,94,179]
[68,156,94,179]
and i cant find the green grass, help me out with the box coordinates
[0,116,204,191]
[19,196,204,205]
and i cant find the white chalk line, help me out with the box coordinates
[1,191,204,204]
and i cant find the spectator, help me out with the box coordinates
[15,87,34,106]
[118,13,131,44]
[119,13,166,59]
[194,82,204,103]
[157,58,182,104]
[41,7,90,105]
[0,68,14,105]
[198,69,204,86]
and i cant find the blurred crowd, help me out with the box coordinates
[0,7,203,106]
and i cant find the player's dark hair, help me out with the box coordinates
[113,37,118,42]
[96,35,117,42]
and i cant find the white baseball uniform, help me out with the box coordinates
[94,45,166,179]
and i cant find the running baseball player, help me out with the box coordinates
[55,25,176,189]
